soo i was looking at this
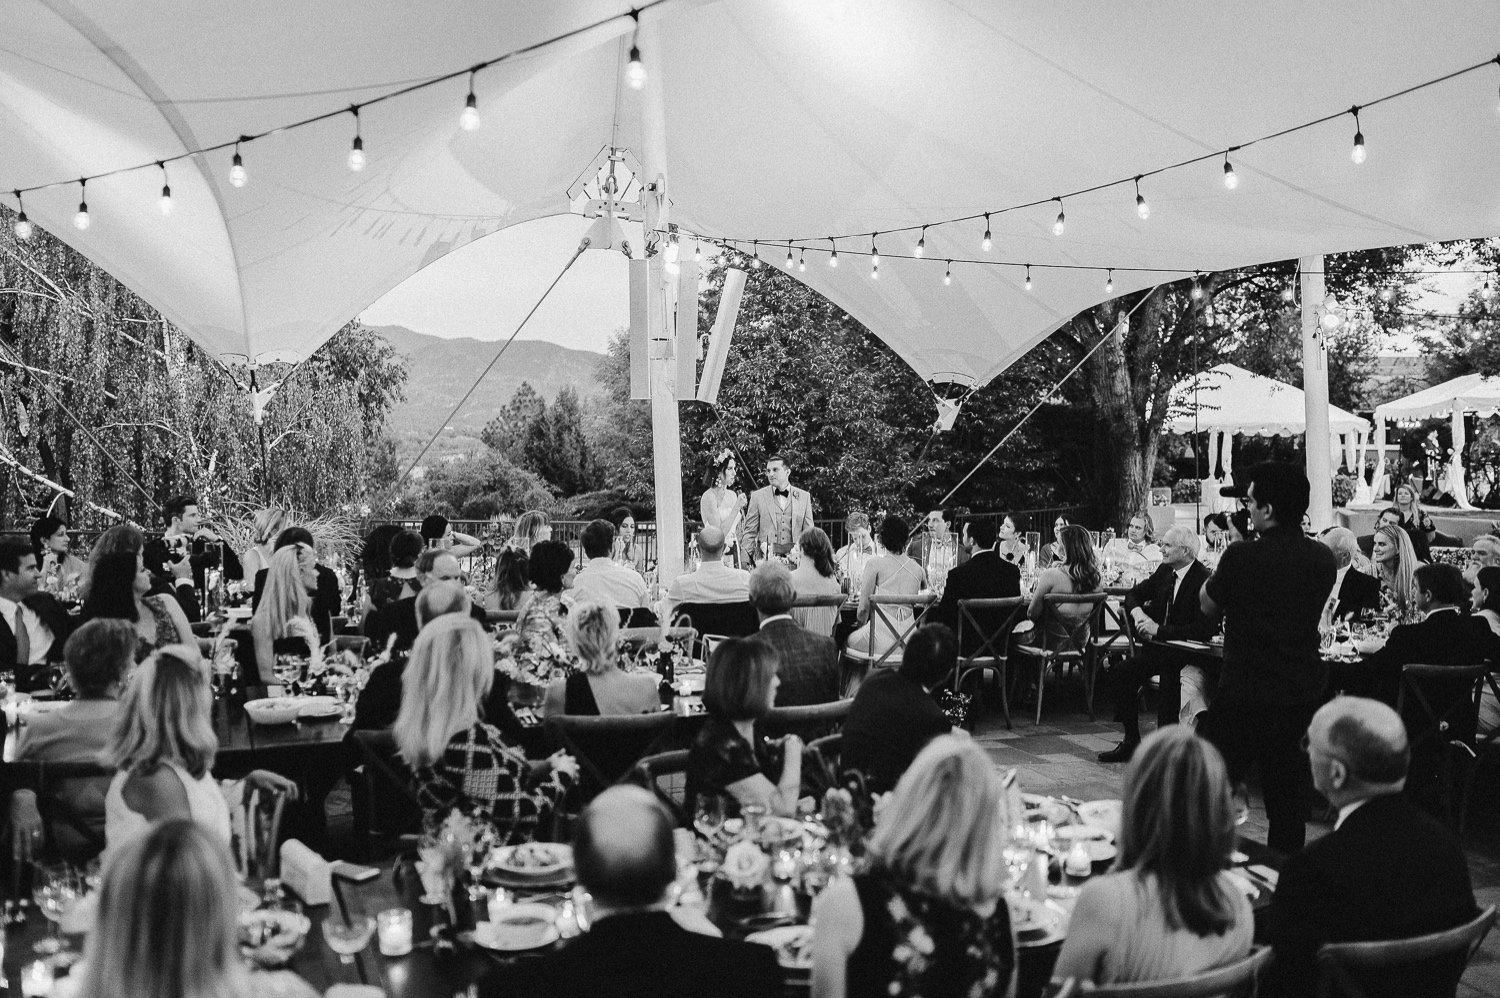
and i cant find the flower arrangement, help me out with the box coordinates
[617,628,695,683]
[720,840,772,891]
[494,629,578,688]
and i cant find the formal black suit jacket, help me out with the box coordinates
[2,593,76,692]
[490,909,781,998]
[253,564,343,643]
[749,617,838,706]
[932,549,1022,652]
[363,596,488,655]
[1331,567,1382,622]
[1264,793,1476,998]
[1348,607,1500,705]
[1123,560,1214,642]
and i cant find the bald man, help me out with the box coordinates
[662,526,751,619]
[1264,697,1476,998]
[1319,527,1381,622]
[493,785,780,998]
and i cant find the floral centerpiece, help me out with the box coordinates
[494,628,578,704]
[618,628,696,686]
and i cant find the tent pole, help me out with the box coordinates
[1301,256,1334,529]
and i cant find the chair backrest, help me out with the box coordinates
[331,635,370,657]
[673,602,761,642]
[350,729,425,839]
[790,592,847,638]
[236,784,289,881]
[543,711,678,804]
[1092,597,1137,656]
[628,748,691,826]
[955,597,1027,663]
[1070,944,1273,997]
[1317,905,1497,998]
[761,697,854,742]
[9,759,115,863]
[485,609,521,627]
[1038,592,1108,654]
[619,606,660,629]
[868,593,939,668]
[1397,663,1488,752]
[791,594,849,608]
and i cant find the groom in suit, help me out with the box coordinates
[0,535,75,693]
[742,454,814,566]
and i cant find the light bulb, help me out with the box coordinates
[348,136,366,172]
[1379,286,1393,302]
[1282,285,1296,303]
[870,239,879,271]
[460,93,481,131]
[828,243,838,267]
[798,249,806,272]
[1351,130,1366,164]
[943,261,951,286]
[664,236,679,264]
[627,45,645,89]
[915,227,926,257]
[1191,276,1204,300]
[1321,310,1342,331]
[871,261,878,280]
[1105,270,1114,293]
[751,247,761,269]
[1222,158,1238,189]
[1052,201,1065,236]
[1024,266,1032,291]
[73,201,90,230]
[159,185,173,215]
[982,214,992,251]
[229,152,247,187]
[13,213,32,240]
[694,243,702,263]
[1136,192,1149,220]
[784,246,794,269]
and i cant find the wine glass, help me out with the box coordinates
[322,915,376,966]
[693,795,726,840]
[31,864,79,955]
[212,640,237,695]
[272,655,303,692]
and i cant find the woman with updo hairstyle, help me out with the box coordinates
[701,447,746,566]
[516,539,577,648]
[31,515,84,594]
[845,515,927,661]
[239,506,288,581]
[544,599,660,718]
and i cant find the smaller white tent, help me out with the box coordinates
[1371,373,1500,510]
[1167,364,1370,510]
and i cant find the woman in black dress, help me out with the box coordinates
[542,599,659,717]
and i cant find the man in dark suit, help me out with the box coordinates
[144,494,225,623]
[930,517,1020,653]
[844,624,961,793]
[1265,697,1476,998]
[251,526,343,643]
[747,561,838,705]
[1098,525,1215,762]
[1319,527,1382,622]
[363,550,485,655]
[0,535,75,692]
[491,784,781,998]
[1332,562,1500,706]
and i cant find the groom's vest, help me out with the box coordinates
[768,494,796,549]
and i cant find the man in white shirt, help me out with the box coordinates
[663,527,748,619]
[1102,514,1162,580]
[0,536,72,692]
[571,519,649,611]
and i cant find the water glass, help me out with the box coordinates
[322,915,376,965]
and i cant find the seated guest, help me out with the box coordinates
[351,582,524,742]
[496,785,780,998]
[842,624,962,793]
[1202,512,1229,551]
[1473,566,1500,738]
[573,519,648,610]
[1265,697,1477,998]
[421,513,482,559]
[811,735,1015,998]
[365,549,484,654]
[365,527,424,614]
[238,506,288,582]
[1099,526,1215,762]
[1332,563,1500,706]
[0,534,75,691]
[82,547,189,665]
[834,512,877,592]
[847,516,927,661]
[544,600,660,717]
[996,514,1030,565]
[1056,727,1253,986]
[1393,483,1437,555]
[518,540,577,645]
[510,509,553,552]
[1320,527,1382,621]
[1026,524,1102,649]
[10,619,135,860]
[686,638,803,818]
[101,646,297,864]
[250,544,320,683]
[1104,513,1164,577]
[788,527,843,636]
[395,616,576,843]
[31,515,85,595]
[748,561,838,706]
[664,526,750,619]
[485,545,531,613]
[250,526,342,643]
[75,820,320,998]
[1041,513,1072,566]
[930,516,1020,650]
[1370,522,1423,619]
[1472,534,1500,572]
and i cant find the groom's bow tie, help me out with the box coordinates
[773,488,790,498]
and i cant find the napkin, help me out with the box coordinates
[279,838,332,906]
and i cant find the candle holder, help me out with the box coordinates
[376,908,413,957]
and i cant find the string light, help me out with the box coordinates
[944,260,951,286]
[1378,286,1393,302]
[1105,269,1114,293]
[229,141,247,188]
[1052,199,1065,237]
[157,162,173,215]
[870,235,879,278]
[664,231,679,264]
[828,238,838,267]
[11,191,32,240]
[915,226,926,257]
[1024,264,1032,291]
[73,179,89,230]
[798,247,806,272]
[784,243,794,269]
[1222,151,1238,190]
[1282,283,1296,303]
[1134,176,1149,220]
[347,107,366,172]
[694,241,702,263]
[1191,271,1204,299]
[460,71,481,131]
[981,213,992,251]
[750,240,761,268]
[1349,106,1366,164]
[627,14,646,89]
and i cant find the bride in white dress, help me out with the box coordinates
[700,448,746,566]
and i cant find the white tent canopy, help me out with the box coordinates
[5,0,1500,384]
[1167,363,1370,510]
[1371,373,1500,509]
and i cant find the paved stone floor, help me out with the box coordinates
[972,684,1500,996]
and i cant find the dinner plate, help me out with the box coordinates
[490,843,573,877]
[756,816,805,846]
[1008,895,1068,948]
[1021,793,1071,827]
[473,905,560,951]
[1052,823,1113,846]
[745,924,813,970]
[296,696,342,718]
[1076,799,1123,838]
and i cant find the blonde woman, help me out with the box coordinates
[811,735,1016,998]
[250,545,319,683]
[239,506,288,581]
[101,647,296,865]
[1054,726,1252,986]
[395,616,577,843]
[511,509,553,552]
[76,819,318,998]
[544,600,659,717]
[1371,523,1422,617]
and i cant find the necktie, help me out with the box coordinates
[14,605,29,668]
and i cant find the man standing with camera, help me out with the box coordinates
[145,495,223,623]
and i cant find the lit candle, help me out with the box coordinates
[376,908,413,957]
[486,889,512,924]
[21,960,52,997]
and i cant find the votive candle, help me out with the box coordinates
[20,960,52,997]
[376,908,413,957]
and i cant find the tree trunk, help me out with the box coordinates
[1078,312,1150,530]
